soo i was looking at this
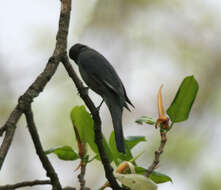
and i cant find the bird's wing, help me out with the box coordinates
[122,85,135,108]
[79,51,125,97]
[102,80,119,95]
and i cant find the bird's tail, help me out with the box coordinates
[106,99,125,154]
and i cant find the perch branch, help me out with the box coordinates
[61,55,122,190]
[0,180,51,190]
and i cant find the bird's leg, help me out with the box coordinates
[97,99,104,111]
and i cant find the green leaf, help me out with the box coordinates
[135,116,156,125]
[149,171,173,184]
[126,136,146,150]
[109,132,146,164]
[71,105,93,145]
[135,166,147,175]
[70,106,113,162]
[135,167,173,184]
[115,173,157,190]
[45,146,79,161]
[167,75,199,123]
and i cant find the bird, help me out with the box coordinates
[69,43,134,153]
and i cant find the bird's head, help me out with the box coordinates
[69,43,87,63]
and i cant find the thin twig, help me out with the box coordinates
[145,86,169,177]
[73,125,88,190]
[78,161,87,190]
[0,0,71,170]
[24,105,62,190]
[61,55,122,190]
[145,131,167,177]
[0,180,51,190]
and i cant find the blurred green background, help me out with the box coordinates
[1,0,221,189]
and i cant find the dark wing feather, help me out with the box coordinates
[79,50,125,97]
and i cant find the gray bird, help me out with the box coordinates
[69,43,134,153]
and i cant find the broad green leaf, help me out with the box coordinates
[115,173,157,190]
[135,166,147,175]
[109,132,146,164]
[71,106,93,145]
[135,167,172,184]
[126,136,146,150]
[149,171,173,184]
[167,76,199,123]
[70,106,113,162]
[135,116,156,125]
[45,146,79,161]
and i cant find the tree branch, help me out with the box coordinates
[24,105,62,189]
[0,0,71,170]
[0,180,51,190]
[61,55,123,190]
[145,131,167,177]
